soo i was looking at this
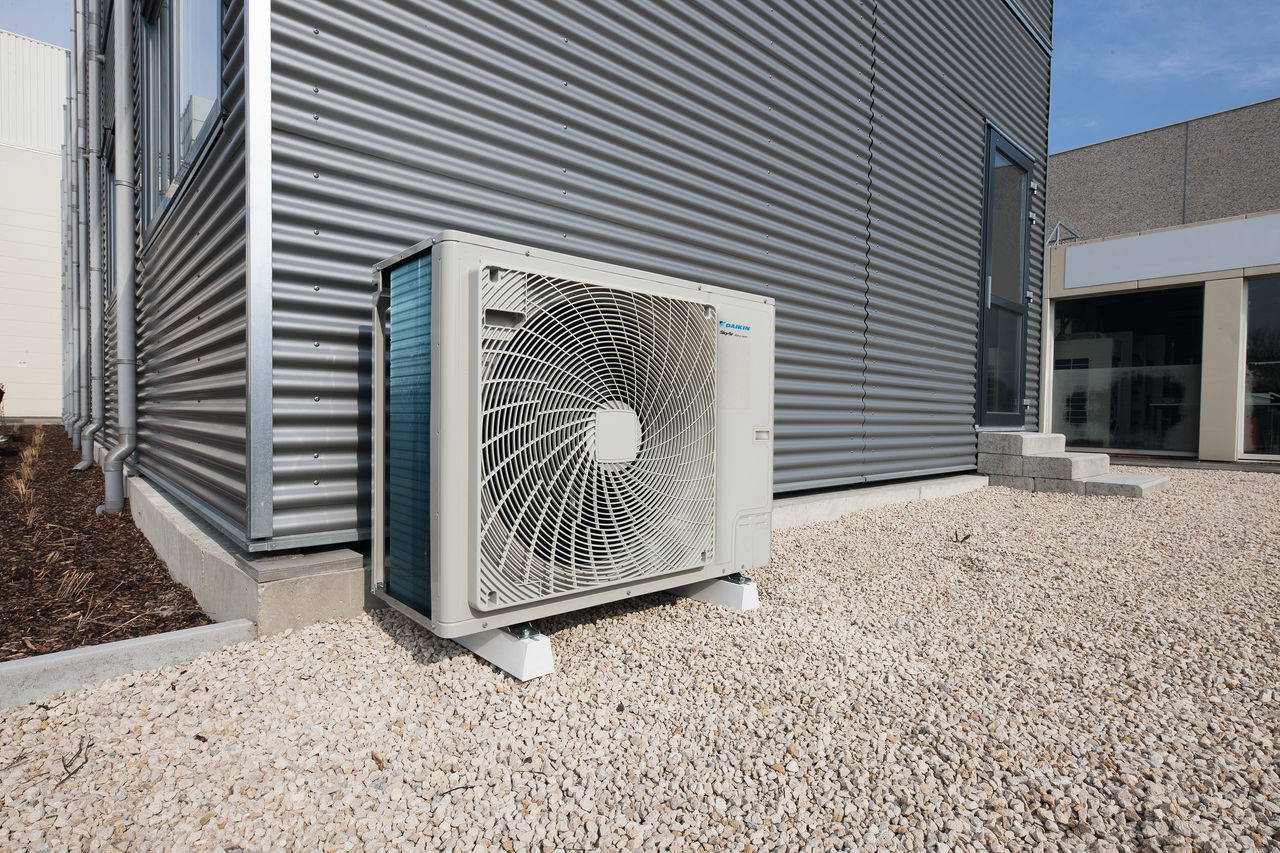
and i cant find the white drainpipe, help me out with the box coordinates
[100,0,137,514]
[76,2,105,470]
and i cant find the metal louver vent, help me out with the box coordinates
[476,268,717,610]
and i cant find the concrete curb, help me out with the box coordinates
[772,474,989,529]
[0,620,255,710]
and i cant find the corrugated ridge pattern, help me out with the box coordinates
[133,0,249,534]
[1015,0,1053,46]
[268,0,877,542]
[861,0,1049,477]
[102,292,118,449]
[100,13,114,150]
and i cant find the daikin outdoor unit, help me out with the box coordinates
[372,232,775,679]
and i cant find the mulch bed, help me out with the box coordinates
[0,424,210,662]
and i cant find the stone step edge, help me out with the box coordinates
[987,472,1171,498]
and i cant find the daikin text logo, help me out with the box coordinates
[719,319,751,339]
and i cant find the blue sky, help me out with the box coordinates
[1050,0,1280,152]
[2,1,1277,154]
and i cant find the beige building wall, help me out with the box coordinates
[0,31,67,418]
[1046,97,1280,241]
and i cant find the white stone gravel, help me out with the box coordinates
[2,466,1278,852]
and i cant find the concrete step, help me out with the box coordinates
[977,431,1066,456]
[1080,472,1171,498]
[1022,451,1110,480]
[977,452,1026,476]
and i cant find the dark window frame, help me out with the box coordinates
[139,0,225,237]
[976,125,1034,428]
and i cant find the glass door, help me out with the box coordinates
[1244,276,1280,457]
[977,129,1033,428]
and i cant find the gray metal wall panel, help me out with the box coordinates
[100,15,114,147]
[1015,0,1053,46]
[102,292,118,449]
[268,0,880,541]
[133,0,250,536]
[864,0,1049,463]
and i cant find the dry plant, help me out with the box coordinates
[56,570,93,600]
[9,476,30,503]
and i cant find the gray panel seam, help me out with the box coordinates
[859,1,879,478]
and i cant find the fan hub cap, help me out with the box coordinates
[593,404,642,464]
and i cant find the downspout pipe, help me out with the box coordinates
[61,88,74,434]
[100,0,137,514]
[70,0,89,452]
[76,3,105,470]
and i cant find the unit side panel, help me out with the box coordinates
[385,254,432,616]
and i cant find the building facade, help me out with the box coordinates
[67,0,1053,553]
[1042,98,1280,462]
[0,31,67,419]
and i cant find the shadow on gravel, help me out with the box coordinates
[368,589,679,678]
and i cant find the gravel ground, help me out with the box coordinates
[2,466,1278,852]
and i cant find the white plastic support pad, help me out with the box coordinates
[454,629,555,681]
[672,577,760,611]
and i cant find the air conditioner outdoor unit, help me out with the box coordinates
[372,232,775,679]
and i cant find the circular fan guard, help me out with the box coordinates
[478,273,716,609]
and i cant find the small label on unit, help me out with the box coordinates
[718,320,751,338]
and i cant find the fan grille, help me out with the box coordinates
[476,268,717,610]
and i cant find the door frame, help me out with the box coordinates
[976,124,1035,428]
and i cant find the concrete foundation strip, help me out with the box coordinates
[0,620,255,710]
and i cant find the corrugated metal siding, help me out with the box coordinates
[1014,0,1053,46]
[925,0,1049,430]
[133,0,250,538]
[0,31,68,155]
[862,0,1049,472]
[100,14,114,150]
[268,0,879,542]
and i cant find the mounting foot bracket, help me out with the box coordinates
[454,626,555,681]
[672,574,760,611]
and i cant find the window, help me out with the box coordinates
[142,0,221,226]
[1244,277,1280,457]
[1052,287,1204,453]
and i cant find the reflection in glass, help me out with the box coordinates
[985,308,1022,414]
[988,153,1028,304]
[1245,277,1280,456]
[1052,286,1204,453]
